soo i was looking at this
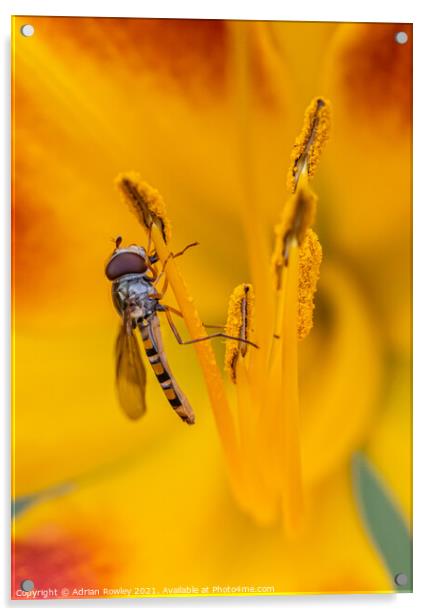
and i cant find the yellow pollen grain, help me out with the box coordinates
[271,180,317,289]
[297,228,323,340]
[224,283,255,383]
[115,171,172,243]
[287,97,331,193]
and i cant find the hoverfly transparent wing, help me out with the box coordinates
[115,316,147,420]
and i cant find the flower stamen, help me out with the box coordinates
[287,97,331,193]
[116,172,172,243]
[225,284,255,383]
[272,177,317,290]
[260,97,330,535]
[298,229,323,340]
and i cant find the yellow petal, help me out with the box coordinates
[299,261,382,486]
[232,465,391,592]
[12,326,206,496]
[13,445,391,595]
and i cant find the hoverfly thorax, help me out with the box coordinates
[105,243,158,323]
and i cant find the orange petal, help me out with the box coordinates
[319,23,411,353]
[320,23,412,255]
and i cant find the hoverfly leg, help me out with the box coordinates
[157,304,182,317]
[155,274,169,299]
[157,304,223,329]
[172,241,199,259]
[153,241,199,287]
[161,305,259,349]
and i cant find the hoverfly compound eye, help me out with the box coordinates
[105,252,147,280]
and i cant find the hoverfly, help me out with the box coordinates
[105,236,257,424]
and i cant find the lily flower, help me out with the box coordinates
[12,17,411,596]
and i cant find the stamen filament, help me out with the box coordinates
[236,360,278,525]
[224,283,272,514]
[259,243,304,536]
[279,241,304,535]
[272,174,317,291]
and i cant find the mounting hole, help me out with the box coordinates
[394,572,408,587]
[20,579,34,592]
[20,24,34,37]
[395,31,408,45]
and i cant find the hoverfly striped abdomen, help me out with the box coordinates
[139,318,195,424]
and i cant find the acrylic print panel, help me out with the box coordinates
[11,16,412,600]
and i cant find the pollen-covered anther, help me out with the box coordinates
[115,171,172,243]
[287,97,331,193]
[224,283,255,383]
[297,228,322,340]
[272,180,317,289]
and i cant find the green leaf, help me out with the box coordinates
[352,453,412,592]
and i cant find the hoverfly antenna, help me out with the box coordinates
[115,236,122,249]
